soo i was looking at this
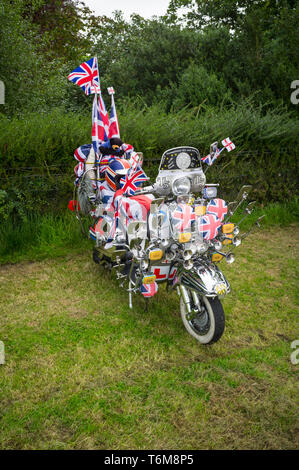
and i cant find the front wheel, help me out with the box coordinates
[180,294,225,344]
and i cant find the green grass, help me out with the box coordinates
[0,211,91,264]
[0,226,298,449]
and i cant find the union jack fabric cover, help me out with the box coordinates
[105,193,154,245]
[206,198,228,222]
[74,162,85,185]
[92,92,109,154]
[141,282,158,298]
[198,214,222,240]
[108,92,120,139]
[171,203,196,232]
[120,166,148,196]
[121,143,134,156]
[68,58,100,95]
[99,155,110,176]
[74,144,92,163]
[97,180,115,211]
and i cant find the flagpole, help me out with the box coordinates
[95,56,100,185]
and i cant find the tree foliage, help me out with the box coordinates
[0,0,298,112]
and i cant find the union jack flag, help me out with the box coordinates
[67,58,100,95]
[198,214,221,240]
[206,198,228,222]
[108,91,120,139]
[120,167,148,196]
[128,151,140,171]
[92,92,109,154]
[141,282,158,298]
[171,204,196,232]
[201,147,224,166]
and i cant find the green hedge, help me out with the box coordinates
[0,99,298,218]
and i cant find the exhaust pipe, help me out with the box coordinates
[179,285,192,313]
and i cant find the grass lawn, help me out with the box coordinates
[0,225,298,449]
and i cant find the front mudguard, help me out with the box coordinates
[179,263,230,298]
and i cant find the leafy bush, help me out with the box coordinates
[0,99,298,215]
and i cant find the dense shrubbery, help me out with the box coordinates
[0,98,298,219]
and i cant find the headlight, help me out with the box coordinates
[197,242,208,254]
[172,177,191,196]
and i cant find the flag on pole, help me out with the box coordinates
[92,91,110,154]
[201,137,236,166]
[201,148,222,166]
[221,137,235,152]
[120,167,149,196]
[107,87,120,139]
[67,57,100,95]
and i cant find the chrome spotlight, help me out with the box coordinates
[225,252,235,264]
[233,237,241,247]
[183,259,194,270]
[161,238,169,248]
[166,250,176,261]
[140,259,149,270]
[183,249,193,260]
[197,242,207,254]
[213,240,222,251]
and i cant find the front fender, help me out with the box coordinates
[179,263,230,298]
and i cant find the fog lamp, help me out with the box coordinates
[212,253,223,263]
[178,232,192,243]
[149,249,163,261]
[222,223,235,234]
[142,275,156,285]
[195,205,206,216]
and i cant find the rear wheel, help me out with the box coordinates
[180,294,225,344]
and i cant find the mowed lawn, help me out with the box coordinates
[0,226,298,450]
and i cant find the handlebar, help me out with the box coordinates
[132,185,156,196]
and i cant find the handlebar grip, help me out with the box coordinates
[131,185,155,196]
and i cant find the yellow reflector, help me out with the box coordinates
[178,232,192,243]
[195,205,206,216]
[212,253,223,262]
[143,275,156,285]
[149,249,163,261]
[222,223,235,234]
[215,283,226,295]
[223,233,233,245]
